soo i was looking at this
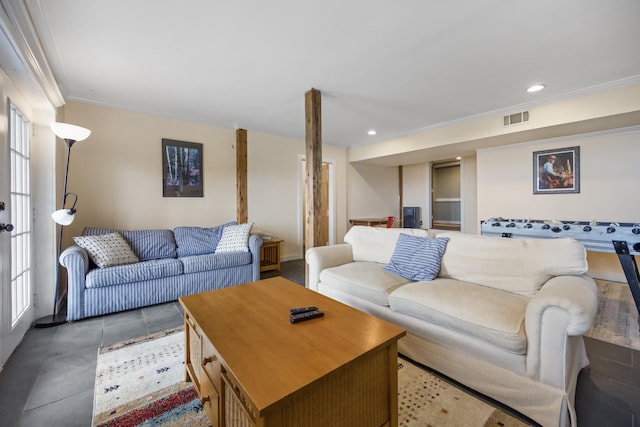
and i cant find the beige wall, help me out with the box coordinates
[346,82,640,282]
[477,126,640,281]
[347,163,399,229]
[246,130,347,259]
[360,120,638,282]
[60,102,348,261]
[56,99,640,281]
[402,164,428,228]
[349,81,640,165]
[347,159,479,234]
[461,155,478,234]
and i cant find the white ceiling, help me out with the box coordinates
[22,0,640,149]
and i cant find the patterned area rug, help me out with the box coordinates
[92,327,209,427]
[397,358,530,427]
[585,279,640,351]
[93,328,531,427]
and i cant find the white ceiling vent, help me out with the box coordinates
[503,111,530,126]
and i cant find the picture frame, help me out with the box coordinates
[533,146,580,194]
[162,139,203,197]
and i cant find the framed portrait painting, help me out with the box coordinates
[162,139,203,197]
[533,146,580,194]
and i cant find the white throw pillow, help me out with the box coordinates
[73,232,139,268]
[216,223,254,253]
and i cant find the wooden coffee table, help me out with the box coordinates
[179,276,405,427]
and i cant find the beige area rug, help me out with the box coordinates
[93,328,531,427]
[397,358,531,427]
[92,327,209,427]
[585,280,640,351]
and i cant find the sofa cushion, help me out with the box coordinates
[72,233,139,268]
[216,223,254,253]
[319,262,412,306]
[384,234,449,281]
[180,252,252,274]
[82,227,178,261]
[174,221,236,257]
[437,232,588,296]
[344,226,432,264]
[121,229,177,260]
[388,279,529,354]
[85,258,184,288]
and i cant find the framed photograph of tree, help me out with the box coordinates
[533,146,580,194]
[162,139,203,197]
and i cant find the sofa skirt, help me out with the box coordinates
[77,264,255,320]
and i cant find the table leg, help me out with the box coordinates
[613,240,640,314]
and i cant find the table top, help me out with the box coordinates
[179,277,405,414]
[261,238,284,244]
[349,218,384,225]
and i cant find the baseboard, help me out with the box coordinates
[587,271,627,283]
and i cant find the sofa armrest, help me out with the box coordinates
[59,245,91,321]
[524,274,598,385]
[248,234,263,281]
[305,244,353,291]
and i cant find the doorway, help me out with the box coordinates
[431,160,461,231]
[299,158,335,256]
[1,102,34,366]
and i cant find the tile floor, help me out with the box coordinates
[0,259,638,426]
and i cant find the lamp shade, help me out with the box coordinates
[51,209,76,226]
[51,122,91,142]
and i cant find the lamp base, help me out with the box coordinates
[33,313,67,328]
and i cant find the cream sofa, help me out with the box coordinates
[306,226,598,427]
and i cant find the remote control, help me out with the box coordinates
[290,309,324,323]
[290,306,318,315]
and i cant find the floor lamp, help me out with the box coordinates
[34,122,91,328]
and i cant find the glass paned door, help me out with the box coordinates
[1,102,33,365]
[9,103,32,326]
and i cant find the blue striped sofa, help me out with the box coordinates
[60,225,263,321]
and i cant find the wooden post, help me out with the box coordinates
[236,129,248,224]
[398,165,403,227]
[305,88,322,252]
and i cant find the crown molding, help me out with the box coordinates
[0,0,64,107]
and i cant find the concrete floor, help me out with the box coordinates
[0,260,638,426]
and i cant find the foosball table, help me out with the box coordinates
[481,218,640,313]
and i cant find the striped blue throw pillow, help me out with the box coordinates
[384,234,449,281]
[174,221,236,257]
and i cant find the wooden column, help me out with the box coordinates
[398,165,403,227]
[236,129,248,224]
[305,88,322,252]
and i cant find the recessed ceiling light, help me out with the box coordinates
[527,84,545,93]
[368,129,377,135]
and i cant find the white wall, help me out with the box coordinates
[349,81,640,165]
[347,162,399,230]
[400,157,478,233]
[247,130,347,259]
[402,164,428,228]
[477,126,640,281]
[45,90,640,301]
[60,102,348,261]
[461,155,478,234]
